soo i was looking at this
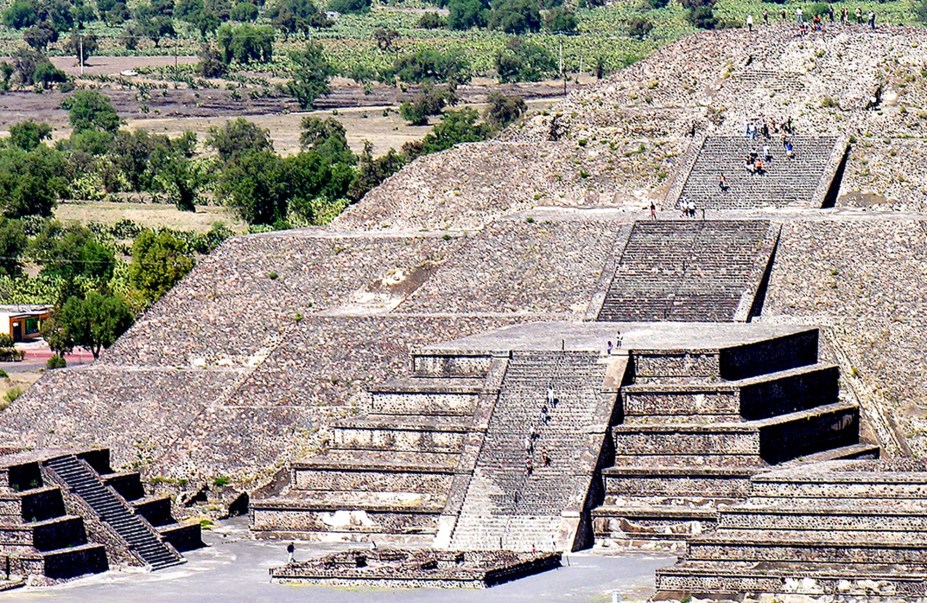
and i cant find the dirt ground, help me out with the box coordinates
[55,201,246,233]
[0,53,580,156]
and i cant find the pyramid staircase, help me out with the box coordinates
[674,135,845,210]
[0,448,201,585]
[596,220,778,323]
[448,351,621,552]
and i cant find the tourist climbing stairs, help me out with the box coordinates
[450,351,617,552]
[44,455,182,570]
[676,135,843,210]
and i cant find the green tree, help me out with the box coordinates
[9,120,52,151]
[347,142,406,201]
[329,0,371,14]
[484,91,526,129]
[156,155,205,211]
[391,48,470,84]
[41,315,73,357]
[218,150,289,224]
[286,43,334,109]
[917,0,927,24]
[129,230,196,303]
[53,292,135,358]
[299,116,352,162]
[416,12,446,28]
[494,38,556,83]
[447,0,486,29]
[206,118,273,162]
[265,0,318,40]
[32,60,68,89]
[374,28,399,50]
[197,43,227,77]
[0,146,66,217]
[399,85,454,126]
[65,31,99,66]
[216,23,274,63]
[687,5,717,29]
[3,0,39,29]
[544,7,576,32]
[30,222,116,281]
[230,1,259,20]
[24,22,59,52]
[488,0,541,33]
[627,16,652,39]
[61,91,121,134]
[420,108,489,154]
[0,218,27,276]
[284,151,354,224]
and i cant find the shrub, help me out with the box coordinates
[544,8,576,33]
[0,348,23,362]
[46,354,67,369]
[447,0,487,29]
[399,85,454,125]
[487,0,541,33]
[627,16,653,39]
[687,5,718,29]
[495,38,556,83]
[391,48,470,84]
[329,0,371,14]
[416,12,447,28]
[484,91,526,129]
[0,369,8,379]
[3,386,22,407]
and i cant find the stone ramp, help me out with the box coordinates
[596,220,777,322]
[449,351,619,552]
[673,135,845,210]
[655,460,927,599]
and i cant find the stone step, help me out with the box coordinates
[332,415,471,453]
[686,529,927,564]
[16,542,109,582]
[622,363,839,424]
[677,135,842,210]
[603,466,758,500]
[750,461,927,500]
[719,499,927,532]
[369,377,484,416]
[593,503,719,544]
[0,515,87,554]
[614,400,858,465]
[656,560,927,597]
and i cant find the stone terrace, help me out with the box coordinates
[674,136,845,210]
[592,326,874,550]
[656,460,927,599]
[596,220,777,322]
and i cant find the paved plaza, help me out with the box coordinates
[5,518,674,603]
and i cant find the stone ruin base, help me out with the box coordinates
[658,595,927,603]
[269,548,561,588]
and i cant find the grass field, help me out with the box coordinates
[55,201,248,233]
